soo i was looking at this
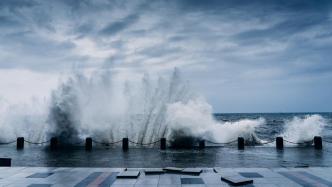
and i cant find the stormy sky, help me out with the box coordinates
[0,0,331,112]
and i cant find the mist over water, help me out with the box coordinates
[0,98,49,143]
[0,68,329,146]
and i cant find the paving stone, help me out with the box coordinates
[112,178,137,185]
[252,184,278,187]
[27,185,52,187]
[220,175,253,186]
[202,175,226,185]
[163,167,183,173]
[74,172,103,187]
[134,185,157,187]
[213,167,222,173]
[0,167,332,186]
[135,176,159,185]
[0,158,11,167]
[239,172,264,178]
[159,174,181,185]
[117,171,140,178]
[182,185,205,187]
[144,168,164,174]
[279,171,332,187]
[182,168,202,175]
[27,173,54,178]
[181,177,205,184]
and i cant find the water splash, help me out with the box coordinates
[166,98,265,145]
[0,68,270,146]
[47,68,197,145]
[279,114,327,145]
[47,68,265,146]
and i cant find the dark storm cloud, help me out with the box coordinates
[0,0,331,111]
[0,0,330,75]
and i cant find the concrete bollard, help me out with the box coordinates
[0,158,11,167]
[85,137,92,151]
[199,140,205,149]
[276,137,284,150]
[160,138,166,150]
[122,138,129,151]
[314,136,322,150]
[50,137,58,150]
[238,137,244,150]
[17,137,24,150]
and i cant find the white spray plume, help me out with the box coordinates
[0,68,327,147]
[166,98,265,143]
[280,114,327,144]
[0,68,264,145]
[47,68,197,144]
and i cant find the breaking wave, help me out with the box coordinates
[0,68,327,147]
[280,114,327,145]
[47,68,264,146]
[166,98,264,145]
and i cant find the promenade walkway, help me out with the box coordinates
[0,167,332,186]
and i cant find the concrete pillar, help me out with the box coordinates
[199,140,205,149]
[276,137,284,150]
[50,137,58,150]
[122,138,128,151]
[17,137,24,150]
[238,137,244,150]
[85,137,92,151]
[160,138,166,150]
[314,136,322,150]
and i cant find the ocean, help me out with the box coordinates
[1,113,331,168]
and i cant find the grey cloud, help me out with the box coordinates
[0,0,37,10]
[100,14,140,35]
[176,0,332,13]
[138,45,182,58]
[57,0,90,10]
[168,36,188,42]
[74,22,96,38]
[233,14,329,43]
[0,16,20,27]
[0,30,77,71]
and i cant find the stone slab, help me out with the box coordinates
[163,167,183,173]
[181,177,205,184]
[0,158,11,167]
[182,168,202,175]
[220,175,253,186]
[27,172,54,178]
[144,168,164,174]
[239,172,263,178]
[116,171,140,178]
